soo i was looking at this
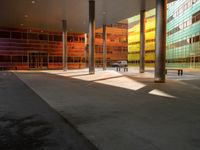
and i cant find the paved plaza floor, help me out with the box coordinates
[0,71,97,150]
[1,67,200,150]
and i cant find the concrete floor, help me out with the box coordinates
[0,71,97,150]
[5,67,200,150]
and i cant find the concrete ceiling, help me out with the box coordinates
[0,0,175,33]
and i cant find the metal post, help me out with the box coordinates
[103,24,107,70]
[62,20,67,71]
[89,0,95,74]
[155,0,167,83]
[140,10,145,73]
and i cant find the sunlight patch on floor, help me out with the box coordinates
[42,69,146,91]
[72,70,122,81]
[42,69,89,77]
[149,89,176,99]
[95,76,146,91]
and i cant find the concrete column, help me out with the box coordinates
[103,24,107,70]
[89,0,95,74]
[140,10,145,73]
[62,20,67,71]
[84,33,87,66]
[155,0,167,83]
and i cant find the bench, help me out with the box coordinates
[165,68,183,76]
[116,66,128,72]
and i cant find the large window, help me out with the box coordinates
[168,0,199,23]
[67,36,74,42]
[0,55,11,62]
[168,35,200,49]
[11,32,22,39]
[54,56,62,63]
[12,56,23,63]
[28,33,38,40]
[0,31,10,38]
[39,34,48,41]
[53,35,62,42]
[192,10,200,23]
[49,35,54,41]
[22,33,27,39]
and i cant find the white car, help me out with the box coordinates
[112,61,128,67]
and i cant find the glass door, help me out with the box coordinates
[28,52,48,69]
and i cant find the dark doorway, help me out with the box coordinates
[28,52,48,69]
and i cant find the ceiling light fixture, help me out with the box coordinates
[32,0,36,4]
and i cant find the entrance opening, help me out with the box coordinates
[28,52,48,69]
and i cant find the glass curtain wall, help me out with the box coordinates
[128,9,156,67]
[167,0,200,68]
[128,0,200,69]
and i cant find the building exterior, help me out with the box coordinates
[0,27,85,70]
[128,0,200,69]
[128,9,156,67]
[167,0,200,68]
[95,23,128,67]
[0,23,127,70]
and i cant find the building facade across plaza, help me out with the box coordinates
[0,27,85,70]
[167,0,200,68]
[0,23,127,70]
[128,9,156,67]
[128,0,200,68]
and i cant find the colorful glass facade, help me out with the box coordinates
[0,23,127,70]
[167,0,200,68]
[0,27,85,70]
[128,0,200,68]
[128,9,156,67]
[95,23,128,67]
